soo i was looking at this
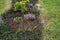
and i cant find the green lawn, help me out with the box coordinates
[40,0,60,40]
[0,0,12,14]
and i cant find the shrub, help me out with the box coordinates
[14,0,30,13]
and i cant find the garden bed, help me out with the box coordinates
[0,0,44,40]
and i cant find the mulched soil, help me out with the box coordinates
[1,0,44,40]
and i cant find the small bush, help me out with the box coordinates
[14,0,30,13]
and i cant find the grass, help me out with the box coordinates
[40,0,60,40]
[0,0,12,15]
